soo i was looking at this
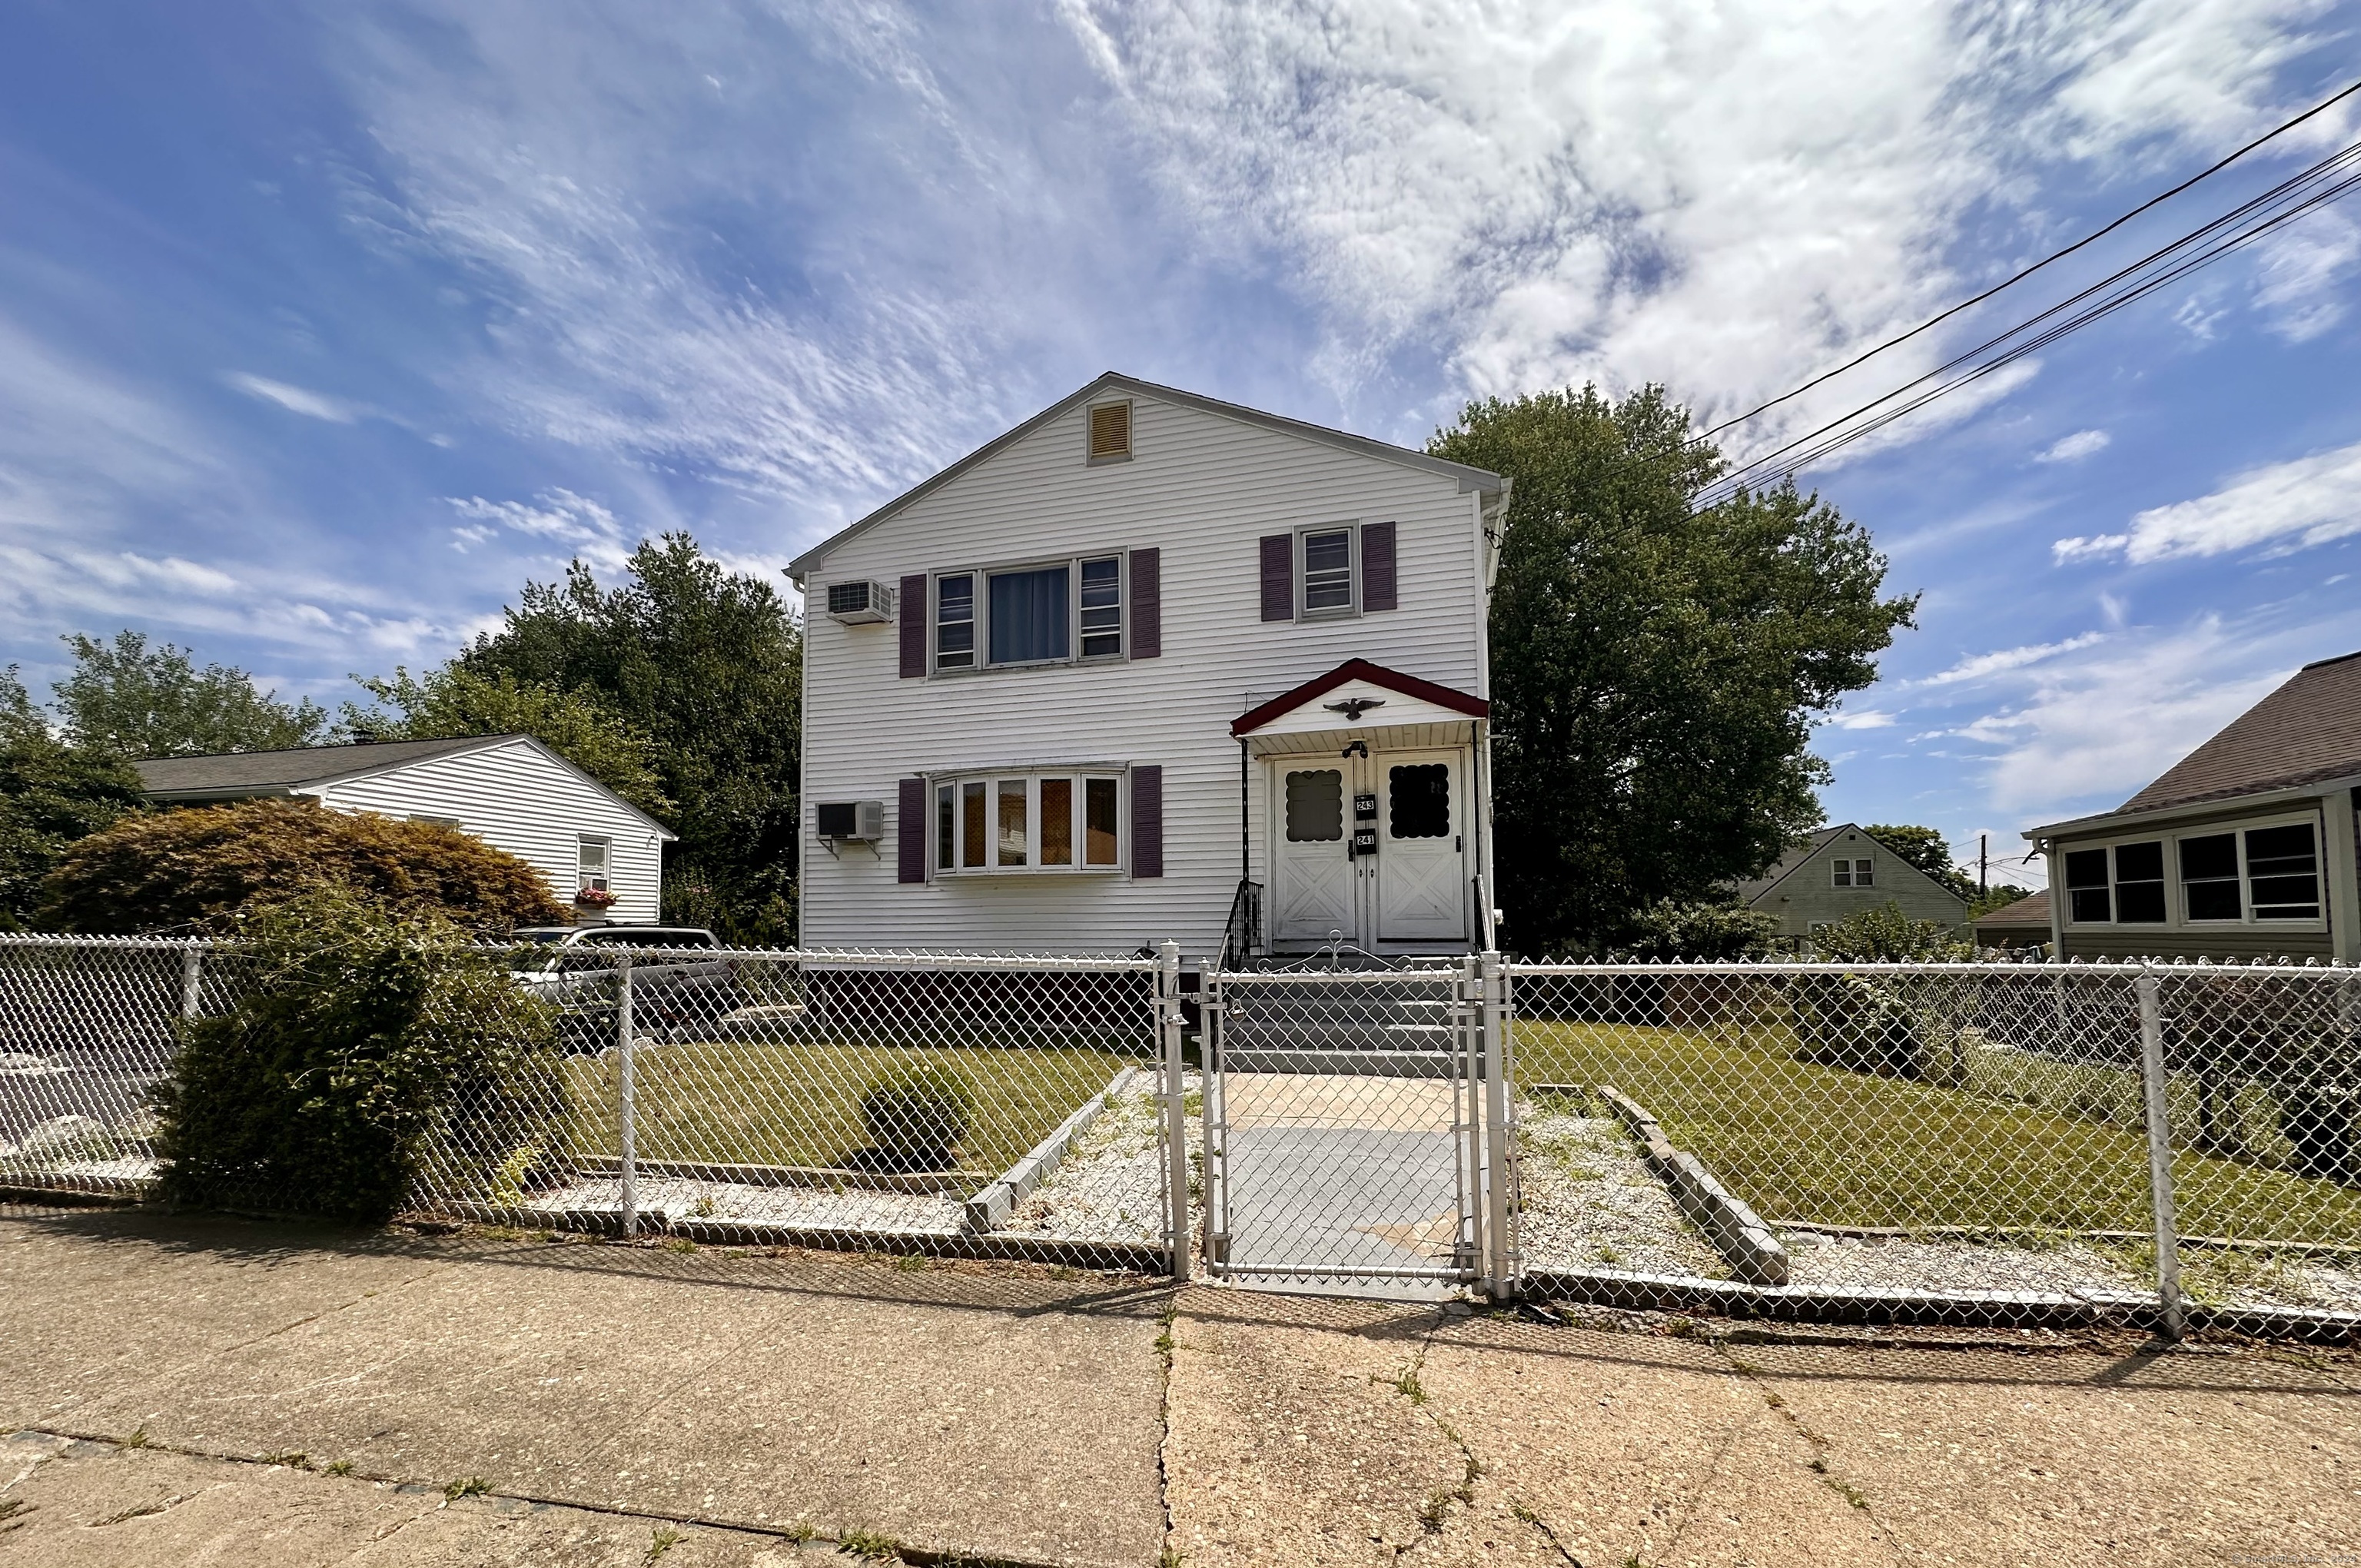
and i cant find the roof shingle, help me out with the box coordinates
[133,735,513,797]
[2118,649,2361,815]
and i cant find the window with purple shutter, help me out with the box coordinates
[1259,535,1293,622]
[1130,766,1163,879]
[897,777,925,882]
[898,574,928,677]
[1128,548,1161,658]
[1361,521,1396,612]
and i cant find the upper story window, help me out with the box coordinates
[1300,526,1356,617]
[1831,855,1874,888]
[934,556,1124,673]
[2062,814,2323,926]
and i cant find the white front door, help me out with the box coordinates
[1271,762,1358,945]
[1376,751,1469,944]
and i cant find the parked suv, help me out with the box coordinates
[508,925,739,1048]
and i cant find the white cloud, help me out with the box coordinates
[447,490,632,570]
[1826,709,1897,730]
[2054,440,2361,565]
[1918,632,2107,686]
[2037,429,2110,463]
[222,372,362,424]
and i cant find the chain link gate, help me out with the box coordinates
[1197,955,1513,1297]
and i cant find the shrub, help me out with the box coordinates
[1809,902,1972,962]
[40,797,569,935]
[151,889,564,1220]
[857,1062,976,1171]
[1609,899,1781,962]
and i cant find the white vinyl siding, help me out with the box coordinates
[800,390,1489,953]
[310,739,669,923]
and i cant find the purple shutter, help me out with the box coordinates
[1129,548,1161,659]
[1130,766,1163,879]
[1259,534,1293,622]
[897,777,925,882]
[1362,521,1396,612]
[898,574,928,678]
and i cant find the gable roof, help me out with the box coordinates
[2113,649,2361,816]
[1732,823,1968,909]
[1230,659,1489,738]
[786,372,1507,583]
[134,735,513,796]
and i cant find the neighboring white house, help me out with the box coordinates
[787,372,1511,959]
[132,734,674,924]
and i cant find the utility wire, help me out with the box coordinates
[1691,135,2361,507]
[1698,75,2361,443]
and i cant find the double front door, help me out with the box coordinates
[1270,749,1470,948]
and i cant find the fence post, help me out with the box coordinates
[1200,966,1227,1272]
[618,952,638,1240]
[2136,967,2184,1340]
[1158,939,1191,1284]
[179,944,204,1020]
[1456,952,1484,1285]
[1479,948,1513,1301]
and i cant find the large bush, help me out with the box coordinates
[152,891,564,1220]
[857,1062,976,1171]
[1610,899,1781,962]
[40,797,568,935]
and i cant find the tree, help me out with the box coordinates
[344,666,672,818]
[0,667,148,930]
[40,797,568,935]
[459,534,802,943]
[1610,899,1781,961]
[54,630,328,759]
[1429,385,1916,958]
[1862,824,1976,899]
[1810,901,1973,962]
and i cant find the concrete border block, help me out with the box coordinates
[1597,1083,1791,1286]
[964,1065,1139,1234]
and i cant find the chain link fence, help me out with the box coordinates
[5,933,2359,1335]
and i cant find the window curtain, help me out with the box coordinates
[990,566,1070,663]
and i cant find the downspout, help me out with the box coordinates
[1239,739,1250,885]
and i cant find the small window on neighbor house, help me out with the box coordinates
[577,836,610,895]
[2064,848,2110,923]
[2113,841,2167,923]
[1831,856,1872,888]
[2180,833,2241,921]
[1088,400,1132,460]
[2246,822,2320,919]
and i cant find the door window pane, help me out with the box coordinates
[1387,764,1451,839]
[936,784,955,871]
[961,781,987,869]
[1285,769,1343,842]
[2246,822,2319,918]
[1080,556,1123,657]
[935,574,975,669]
[1085,777,1120,865]
[1041,778,1074,865]
[1302,530,1353,611]
[2114,841,2167,922]
[997,779,1028,865]
[2064,848,2110,923]
[2180,833,2240,920]
[989,566,1071,663]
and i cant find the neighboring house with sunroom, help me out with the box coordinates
[786,371,1512,960]
[2024,649,2361,961]
[1732,823,1971,948]
[132,734,673,925]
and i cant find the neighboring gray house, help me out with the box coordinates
[2024,649,2361,962]
[1734,824,1970,947]
[787,372,1511,959]
[133,734,674,925]
[1971,889,2052,952]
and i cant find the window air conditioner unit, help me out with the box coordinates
[825,580,895,625]
[815,800,885,841]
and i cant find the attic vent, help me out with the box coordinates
[1088,400,1132,462]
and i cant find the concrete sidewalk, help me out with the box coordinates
[6,1206,2361,1566]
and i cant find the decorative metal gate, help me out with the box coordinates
[1198,958,1511,1295]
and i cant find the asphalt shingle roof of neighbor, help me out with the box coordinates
[2117,649,2361,816]
[132,735,514,796]
[1971,888,2052,929]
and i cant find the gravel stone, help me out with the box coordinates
[1003,1087,1174,1244]
[528,1174,965,1234]
[1513,1105,1727,1278]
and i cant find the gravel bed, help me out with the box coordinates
[2174,1249,2361,1314]
[524,1174,965,1235]
[1782,1231,2147,1296]
[1004,1080,1192,1245]
[1513,1104,1727,1278]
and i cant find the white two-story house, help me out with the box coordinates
[787,373,1510,959]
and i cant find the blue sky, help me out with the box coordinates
[4,2,2359,889]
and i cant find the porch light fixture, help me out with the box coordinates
[1341,739,1369,759]
[1323,697,1386,721]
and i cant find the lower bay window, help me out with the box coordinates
[2060,814,2323,927]
[934,772,1122,874]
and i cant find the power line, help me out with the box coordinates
[1691,133,2361,507]
[1698,75,2361,444]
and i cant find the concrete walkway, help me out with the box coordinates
[7,1205,2361,1566]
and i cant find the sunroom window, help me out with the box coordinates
[933,772,1123,873]
[2067,816,2324,925]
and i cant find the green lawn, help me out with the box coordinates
[554,1039,1146,1183]
[1513,1020,2361,1246]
